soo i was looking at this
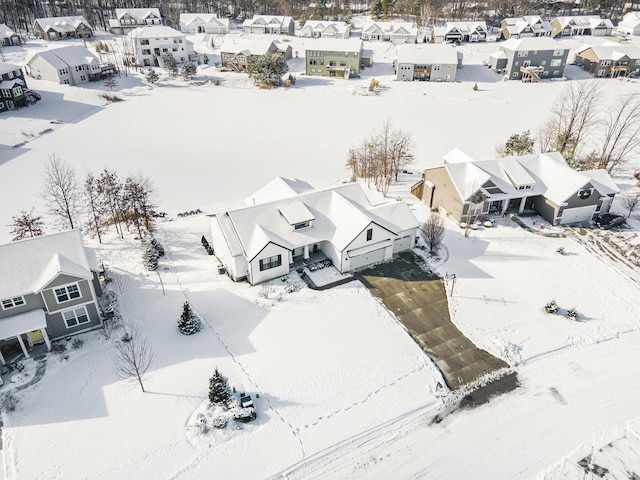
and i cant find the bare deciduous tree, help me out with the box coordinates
[83,172,108,243]
[621,190,640,219]
[113,328,154,393]
[122,174,157,238]
[9,208,45,241]
[41,154,80,230]
[97,169,124,238]
[421,213,445,253]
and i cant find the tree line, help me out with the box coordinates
[9,154,157,242]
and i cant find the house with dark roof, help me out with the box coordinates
[209,178,419,284]
[0,230,103,363]
[33,16,93,40]
[414,149,619,225]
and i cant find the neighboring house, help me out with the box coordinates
[242,15,295,35]
[299,20,350,39]
[33,16,93,41]
[109,8,163,35]
[617,12,640,36]
[0,62,33,112]
[487,37,570,81]
[130,26,194,67]
[25,46,101,85]
[219,38,292,72]
[414,149,619,226]
[179,13,229,34]
[394,44,458,81]
[574,44,640,77]
[361,22,418,43]
[551,15,614,37]
[0,230,103,363]
[209,178,419,285]
[305,38,370,78]
[499,16,552,40]
[432,21,487,43]
[0,24,21,46]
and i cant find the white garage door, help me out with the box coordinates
[560,205,597,224]
[393,235,412,253]
[349,247,386,270]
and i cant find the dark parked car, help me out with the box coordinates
[594,213,626,230]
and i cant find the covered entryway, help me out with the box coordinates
[0,310,51,364]
[560,205,597,224]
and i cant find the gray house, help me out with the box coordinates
[414,149,619,225]
[487,37,570,81]
[574,44,640,78]
[0,24,21,46]
[0,230,103,363]
[394,44,458,81]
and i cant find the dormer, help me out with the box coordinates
[278,201,315,231]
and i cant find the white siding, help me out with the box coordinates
[249,242,290,284]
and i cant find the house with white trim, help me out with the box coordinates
[551,15,614,37]
[361,21,418,43]
[0,230,103,363]
[109,8,163,35]
[0,24,21,46]
[499,16,552,40]
[242,15,295,35]
[33,16,93,41]
[209,178,419,284]
[574,44,640,78]
[414,149,619,226]
[25,46,101,85]
[0,62,32,112]
[432,21,487,43]
[487,37,570,81]
[130,26,193,67]
[219,38,292,72]
[394,43,458,81]
[617,12,640,36]
[299,20,350,39]
[179,13,229,34]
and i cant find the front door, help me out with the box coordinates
[28,329,44,344]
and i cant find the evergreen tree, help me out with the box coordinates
[370,0,382,19]
[246,52,289,88]
[208,368,232,407]
[178,301,202,335]
[150,238,165,257]
[163,56,178,77]
[181,61,197,81]
[145,68,159,85]
[142,242,159,270]
[504,130,535,156]
[9,208,45,241]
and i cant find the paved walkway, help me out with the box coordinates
[356,252,510,390]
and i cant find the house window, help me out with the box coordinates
[294,221,310,230]
[259,255,282,271]
[7,71,13,79]
[550,59,562,67]
[433,65,440,71]
[636,60,640,66]
[142,49,151,55]
[1,296,25,310]
[2,89,10,98]
[553,70,559,75]
[553,49,564,56]
[601,60,611,66]
[12,86,22,96]
[512,71,519,78]
[366,228,373,241]
[80,75,86,81]
[0,102,4,110]
[517,51,529,57]
[340,61,346,67]
[54,284,81,303]
[62,306,90,328]
[597,69,605,76]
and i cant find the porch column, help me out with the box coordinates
[16,334,30,359]
[303,245,310,260]
[41,328,52,351]
[518,197,526,214]
[0,349,5,365]
[502,201,509,215]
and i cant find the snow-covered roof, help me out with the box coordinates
[34,16,91,33]
[0,229,97,299]
[0,78,25,89]
[131,25,184,39]
[210,181,418,261]
[219,37,279,55]
[115,8,161,20]
[443,21,487,33]
[501,16,552,35]
[577,44,640,60]
[396,44,457,65]
[553,15,614,29]
[243,15,293,29]
[180,13,228,27]
[0,62,21,76]
[0,309,46,339]
[244,177,314,205]
[304,38,363,53]
[500,37,570,52]
[362,21,417,36]
[301,20,349,35]
[0,23,18,38]
[582,169,620,196]
[27,45,98,68]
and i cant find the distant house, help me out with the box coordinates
[617,12,640,36]
[499,16,552,40]
[551,15,614,37]
[361,21,418,43]
[219,38,292,72]
[33,16,93,41]
[414,149,619,226]
[109,8,163,35]
[305,38,370,79]
[242,15,295,35]
[432,21,487,43]
[0,230,103,363]
[0,24,21,46]
[299,20,350,39]
[209,178,419,285]
[0,62,34,112]
[179,14,229,34]
[25,46,100,85]
[574,44,640,78]
[131,26,193,67]
[487,37,570,81]
[394,44,458,81]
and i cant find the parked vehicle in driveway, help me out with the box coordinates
[594,213,626,230]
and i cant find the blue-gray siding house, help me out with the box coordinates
[488,37,570,81]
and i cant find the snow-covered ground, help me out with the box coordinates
[1,26,640,480]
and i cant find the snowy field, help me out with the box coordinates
[1,26,640,479]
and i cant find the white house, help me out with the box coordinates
[242,15,295,35]
[500,16,553,40]
[361,21,418,43]
[130,26,194,67]
[209,178,419,284]
[395,43,458,81]
[33,16,93,41]
[551,15,614,37]
[25,46,100,85]
[618,12,640,36]
[109,8,163,35]
[179,14,229,34]
[432,21,487,43]
[299,20,350,39]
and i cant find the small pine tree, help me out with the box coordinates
[146,68,159,85]
[164,56,178,77]
[208,368,232,407]
[142,242,159,270]
[178,301,202,335]
[150,238,165,257]
[181,61,197,81]
[105,74,118,91]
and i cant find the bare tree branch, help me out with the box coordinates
[41,154,80,230]
[112,327,154,393]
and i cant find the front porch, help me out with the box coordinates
[0,310,52,365]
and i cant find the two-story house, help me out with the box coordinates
[25,46,101,85]
[432,21,487,43]
[33,16,93,41]
[499,16,553,40]
[130,26,194,68]
[179,13,229,34]
[299,20,351,39]
[617,12,640,36]
[219,38,292,71]
[487,37,570,81]
[0,62,30,112]
[0,230,103,363]
[305,38,371,79]
[574,44,640,78]
[109,8,163,35]
[551,15,614,37]
[242,15,295,35]
[394,44,458,81]
[0,24,21,46]
[361,21,418,43]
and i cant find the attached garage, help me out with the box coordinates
[393,234,412,253]
[559,205,597,224]
[347,240,391,270]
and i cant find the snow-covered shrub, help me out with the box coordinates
[0,393,19,412]
[556,246,565,255]
[178,302,202,335]
[142,242,159,271]
[544,300,558,314]
[71,338,84,350]
[208,368,232,408]
[149,238,165,257]
[197,415,209,435]
[231,406,256,423]
[259,284,273,299]
[51,342,67,354]
[566,308,579,321]
[212,416,228,429]
[121,332,133,343]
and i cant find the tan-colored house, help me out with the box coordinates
[574,44,640,78]
[551,15,614,37]
[219,38,292,72]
